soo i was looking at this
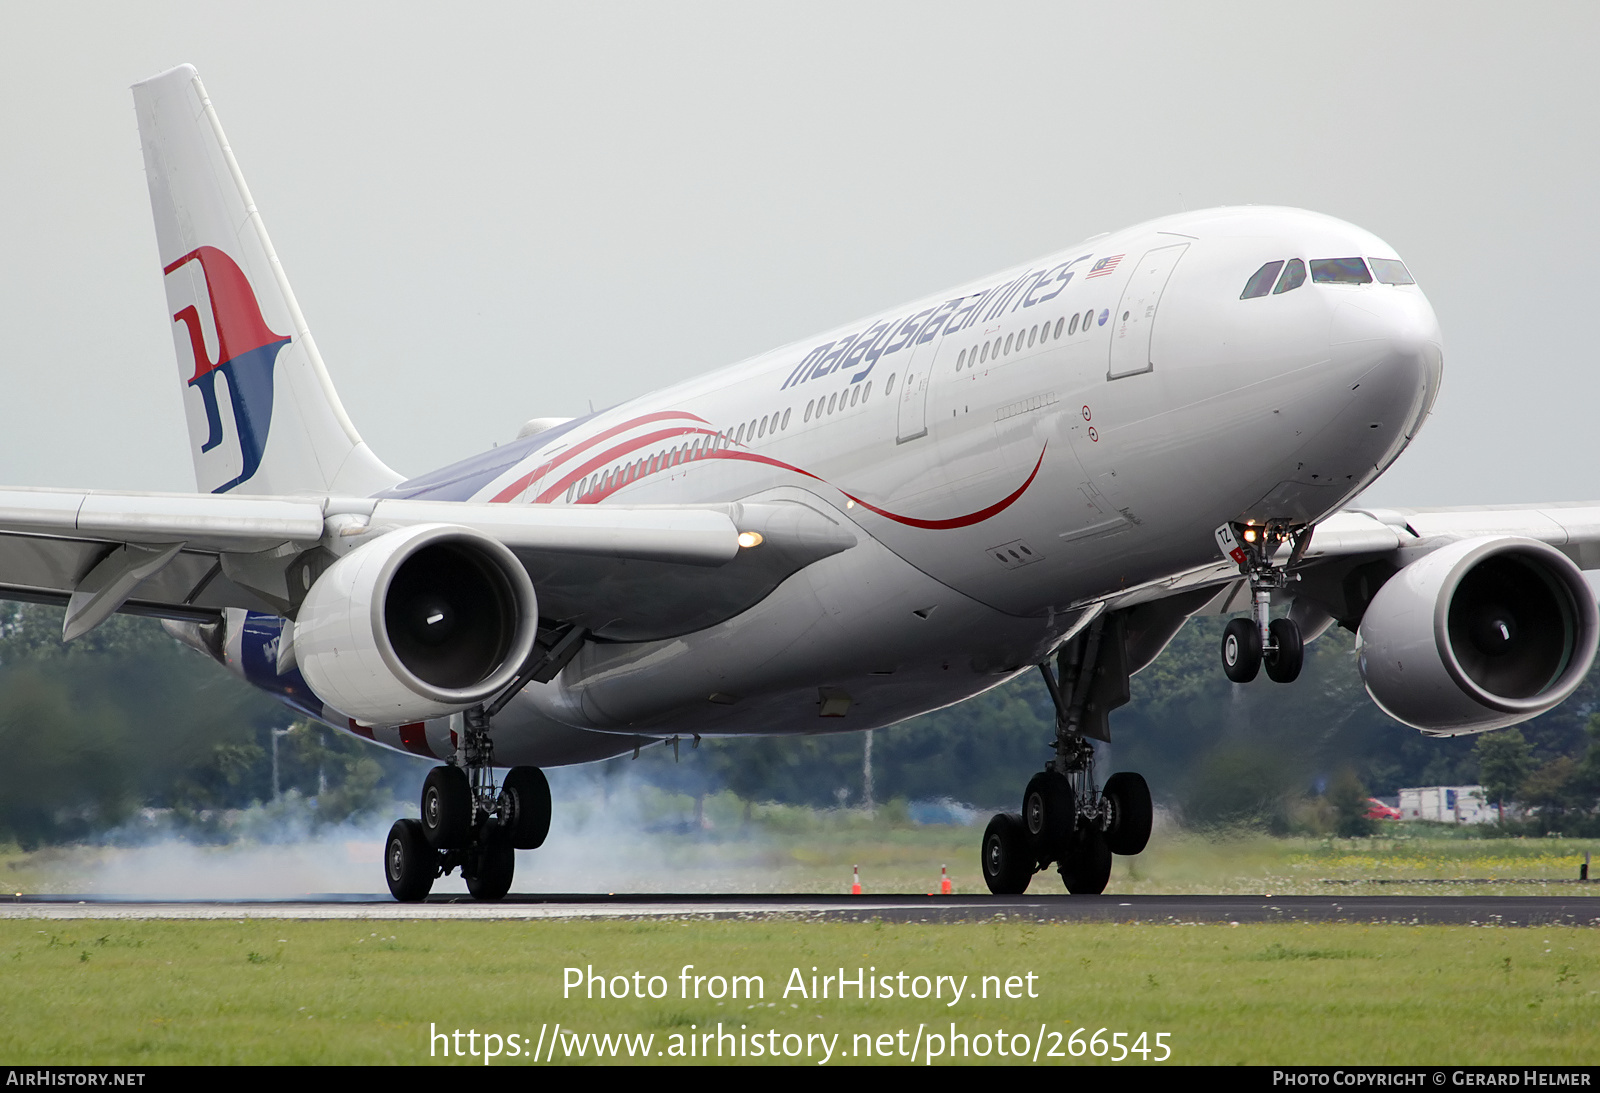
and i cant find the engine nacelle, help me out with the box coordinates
[1355,536,1598,734]
[295,523,538,724]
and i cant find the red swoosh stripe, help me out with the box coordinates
[705,448,1046,529]
[489,406,1046,529]
[576,442,1044,530]
[840,448,1046,529]
[537,426,721,503]
[489,410,710,503]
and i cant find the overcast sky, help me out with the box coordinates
[2,3,1596,508]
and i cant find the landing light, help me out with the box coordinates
[1243,528,1258,543]
[738,532,763,549]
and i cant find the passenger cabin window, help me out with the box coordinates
[1310,257,1372,284]
[1241,261,1285,299]
[1273,258,1306,294]
[1369,258,1415,285]
[1068,313,1079,335]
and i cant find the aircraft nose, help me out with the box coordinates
[1330,288,1443,439]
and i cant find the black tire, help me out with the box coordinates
[1059,824,1112,895]
[384,818,435,902]
[464,830,516,901]
[980,813,1033,895]
[500,766,552,850]
[1221,617,1262,683]
[1264,617,1304,684]
[1101,771,1153,856]
[421,765,472,850]
[1022,770,1075,858]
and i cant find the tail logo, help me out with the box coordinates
[164,246,290,492]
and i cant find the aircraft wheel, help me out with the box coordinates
[421,765,472,850]
[1101,771,1153,856]
[385,818,435,903]
[1022,770,1075,858]
[1059,825,1112,895]
[1221,617,1262,683]
[500,766,552,850]
[1264,618,1304,683]
[465,831,515,901]
[981,813,1033,895]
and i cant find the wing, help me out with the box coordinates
[1071,501,1600,738]
[1091,503,1600,623]
[0,488,856,642]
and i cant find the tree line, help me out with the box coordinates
[2,601,1598,847]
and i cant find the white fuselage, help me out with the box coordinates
[339,206,1443,766]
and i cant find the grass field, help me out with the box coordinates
[1,918,1596,1065]
[3,811,1598,1065]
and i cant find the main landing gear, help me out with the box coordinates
[383,625,587,902]
[385,707,552,902]
[385,707,554,902]
[1215,521,1310,686]
[982,613,1154,897]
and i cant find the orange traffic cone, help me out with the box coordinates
[940,865,953,895]
[851,865,862,895]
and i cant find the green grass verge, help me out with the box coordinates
[1,919,1596,1065]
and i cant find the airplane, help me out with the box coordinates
[4,63,1597,901]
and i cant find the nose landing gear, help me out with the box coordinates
[1215,521,1310,685]
[981,613,1154,896]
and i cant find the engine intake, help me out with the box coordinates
[296,524,538,723]
[1356,536,1598,734]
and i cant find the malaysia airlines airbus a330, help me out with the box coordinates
[7,65,1598,900]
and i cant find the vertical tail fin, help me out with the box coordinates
[133,65,400,497]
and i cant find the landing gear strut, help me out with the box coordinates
[981,613,1154,897]
[383,706,554,903]
[382,626,585,902]
[1215,521,1309,685]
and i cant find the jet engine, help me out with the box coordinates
[294,523,538,723]
[1355,536,1598,734]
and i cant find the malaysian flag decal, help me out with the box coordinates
[1086,254,1124,278]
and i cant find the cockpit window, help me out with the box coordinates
[1241,261,1284,299]
[1368,258,1415,285]
[1310,257,1372,284]
[1273,258,1306,294]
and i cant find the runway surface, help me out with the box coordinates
[3,893,1597,925]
